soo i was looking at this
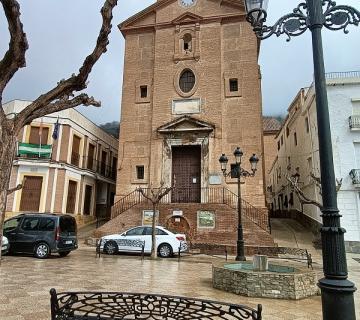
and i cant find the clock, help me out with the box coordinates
[179,0,196,8]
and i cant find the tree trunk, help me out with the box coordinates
[0,123,17,263]
[151,203,157,259]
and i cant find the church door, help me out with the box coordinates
[172,145,201,203]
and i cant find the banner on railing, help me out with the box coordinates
[18,143,52,158]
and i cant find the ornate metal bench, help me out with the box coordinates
[96,239,145,259]
[50,289,262,319]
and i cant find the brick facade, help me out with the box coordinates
[109,0,273,250]
[95,203,274,250]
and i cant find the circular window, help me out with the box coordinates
[179,69,195,93]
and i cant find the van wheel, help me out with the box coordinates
[104,241,118,255]
[34,243,50,259]
[59,251,70,257]
[158,243,172,258]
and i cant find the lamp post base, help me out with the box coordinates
[318,278,357,320]
[235,239,246,261]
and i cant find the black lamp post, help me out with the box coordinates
[219,148,259,261]
[244,0,359,319]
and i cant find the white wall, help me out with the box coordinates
[328,82,360,242]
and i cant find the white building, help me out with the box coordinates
[269,71,360,253]
[4,100,118,225]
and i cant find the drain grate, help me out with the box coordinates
[353,258,360,264]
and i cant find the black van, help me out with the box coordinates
[3,213,78,258]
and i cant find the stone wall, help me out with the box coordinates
[213,262,319,300]
[94,202,275,250]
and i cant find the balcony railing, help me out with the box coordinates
[349,115,360,130]
[349,169,360,185]
[326,71,360,80]
[83,156,117,180]
[17,143,52,159]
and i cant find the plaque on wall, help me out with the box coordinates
[197,211,215,229]
[209,174,222,185]
[142,210,159,225]
[172,98,201,114]
[172,210,183,216]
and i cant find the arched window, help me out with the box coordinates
[179,69,195,93]
[183,33,192,52]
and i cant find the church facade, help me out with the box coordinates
[96,0,274,252]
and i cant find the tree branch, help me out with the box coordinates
[15,0,117,128]
[23,94,100,125]
[137,186,173,205]
[137,187,153,203]
[7,183,22,195]
[286,175,323,209]
[0,0,29,121]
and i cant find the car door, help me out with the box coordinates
[17,216,40,253]
[119,227,145,252]
[143,227,170,252]
[3,217,22,252]
[143,227,153,252]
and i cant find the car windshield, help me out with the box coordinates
[60,216,76,233]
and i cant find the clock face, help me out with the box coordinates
[179,0,196,8]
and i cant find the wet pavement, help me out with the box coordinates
[0,218,358,320]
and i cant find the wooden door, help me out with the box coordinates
[87,144,95,170]
[29,126,49,145]
[101,151,107,175]
[66,180,77,214]
[172,146,201,203]
[83,185,92,215]
[71,135,81,166]
[19,176,43,212]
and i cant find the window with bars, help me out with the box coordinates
[140,86,148,98]
[229,79,238,92]
[179,69,195,93]
[136,165,145,180]
[183,33,192,52]
[305,117,309,133]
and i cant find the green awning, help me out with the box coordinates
[18,143,52,158]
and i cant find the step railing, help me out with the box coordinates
[111,187,269,232]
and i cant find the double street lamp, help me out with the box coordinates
[244,0,359,319]
[219,148,259,261]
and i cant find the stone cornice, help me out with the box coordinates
[120,13,246,36]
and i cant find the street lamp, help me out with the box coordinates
[244,1,359,319]
[219,148,259,261]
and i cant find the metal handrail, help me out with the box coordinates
[111,187,269,232]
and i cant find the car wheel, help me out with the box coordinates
[104,241,118,255]
[59,251,70,257]
[34,243,50,259]
[158,243,172,258]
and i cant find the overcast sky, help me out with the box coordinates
[1,0,359,124]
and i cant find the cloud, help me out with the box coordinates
[1,0,359,123]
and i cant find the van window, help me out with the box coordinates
[39,218,55,231]
[21,217,40,231]
[59,216,76,233]
[4,218,21,232]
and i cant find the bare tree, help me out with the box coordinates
[0,0,117,262]
[286,174,323,208]
[137,184,172,259]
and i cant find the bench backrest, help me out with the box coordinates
[50,289,262,320]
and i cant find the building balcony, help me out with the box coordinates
[17,143,52,159]
[349,169,360,186]
[349,116,360,130]
[83,156,117,181]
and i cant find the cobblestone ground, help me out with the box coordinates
[0,219,359,320]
